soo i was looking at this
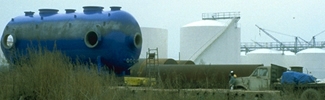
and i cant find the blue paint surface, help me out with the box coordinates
[1,6,142,75]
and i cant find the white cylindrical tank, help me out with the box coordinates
[296,48,325,79]
[180,19,240,64]
[140,27,168,58]
[240,51,247,64]
[242,49,284,66]
[283,51,296,68]
[241,51,248,56]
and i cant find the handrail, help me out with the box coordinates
[202,12,240,20]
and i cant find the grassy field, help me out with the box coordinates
[0,49,315,100]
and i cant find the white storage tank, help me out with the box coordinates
[242,49,284,66]
[240,52,245,56]
[140,27,168,58]
[283,51,296,67]
[240,51,248,64]
[180,12,241,64]
[296,48,325,79]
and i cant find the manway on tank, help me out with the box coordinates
[1,6,143,76]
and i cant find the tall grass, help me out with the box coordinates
[0,49,120,99]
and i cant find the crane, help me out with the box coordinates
[251,39,264,47]
[297,37,309,44]
[255,25,285,50]
[255,25,314,53]
[294,37,311,53]
[310,29,325,47]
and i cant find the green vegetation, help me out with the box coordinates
[0,49,310,100]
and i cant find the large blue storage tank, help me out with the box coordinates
[1,6,142,75]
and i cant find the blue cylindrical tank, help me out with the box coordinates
[1,6,142,75]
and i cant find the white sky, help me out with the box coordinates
[1,0,325,59]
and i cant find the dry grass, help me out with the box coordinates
[0,49,120,100]
[0,49,315,100]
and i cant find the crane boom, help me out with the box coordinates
[255,25,285,47]
[251,39,264,47]
[297,37,309,44]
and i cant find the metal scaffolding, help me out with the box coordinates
[241,41,325,54]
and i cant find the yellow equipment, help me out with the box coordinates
[124,77,156,86]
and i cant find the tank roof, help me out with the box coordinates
[247,49,282,54]
[283,51,295,55]
[297,48,325,54]
[182,20,226,27]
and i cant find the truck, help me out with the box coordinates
[234,64,325,99]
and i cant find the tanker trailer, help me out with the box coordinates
[129,64,262,88]
[1,6,142,76]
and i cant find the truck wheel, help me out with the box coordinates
[300,88,321,100]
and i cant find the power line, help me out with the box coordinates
[314,29,325,37]
[263,28,310,43]
[263,29,296,37]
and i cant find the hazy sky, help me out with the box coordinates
[1,0,325,59]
